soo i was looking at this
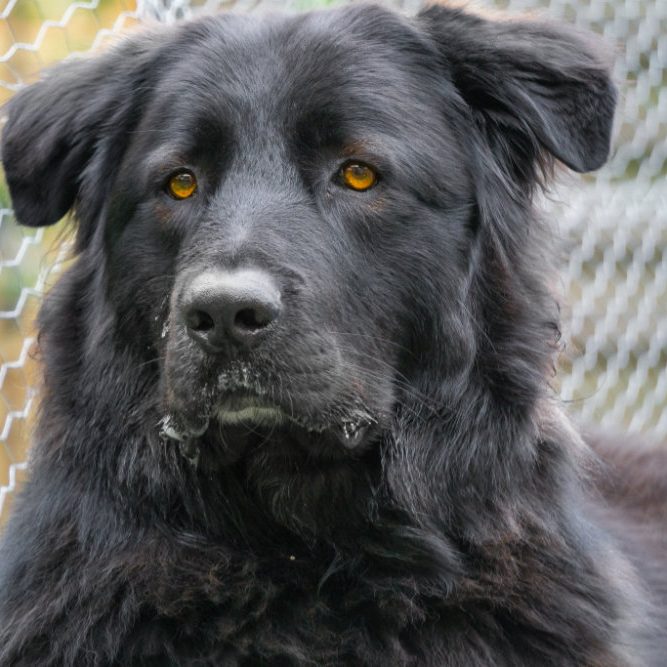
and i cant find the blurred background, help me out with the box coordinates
[0,0,665,525]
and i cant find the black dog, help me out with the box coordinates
[0,3,665,664]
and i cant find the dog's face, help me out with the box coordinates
[2,5,615,535]
[111,13,485,534]
[115,10,475,459]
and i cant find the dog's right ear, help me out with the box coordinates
[1,35,160,231]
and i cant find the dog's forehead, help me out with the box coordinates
[152,7,436,130]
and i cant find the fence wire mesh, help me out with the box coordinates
[0,0,665,523]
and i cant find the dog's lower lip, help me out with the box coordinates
[216,392,284,424]
[214,393,377,450]
[217,405,286,426]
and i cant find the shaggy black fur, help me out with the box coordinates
[0,3,665,665]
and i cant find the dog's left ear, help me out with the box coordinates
[418,5,617,173]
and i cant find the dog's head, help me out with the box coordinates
[2,4,615,535]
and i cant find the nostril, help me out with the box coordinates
[186,309,214,332]
[234,307,270,331]
[181,269,281,350]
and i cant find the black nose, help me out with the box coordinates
[181,269,281,350]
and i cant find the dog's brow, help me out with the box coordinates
[144,147,187,172]
[342,141,373,157]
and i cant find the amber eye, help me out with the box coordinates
[340,162,377,192]
[167,170,197,200]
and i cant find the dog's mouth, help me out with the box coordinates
[160,388,379,465]
[218,393,376,449]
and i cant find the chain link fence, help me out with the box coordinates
[0,0,665,523]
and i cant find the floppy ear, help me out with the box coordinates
[418,4,617,174]
[1,36,160,232]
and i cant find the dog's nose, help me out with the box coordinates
[181,269,281,350]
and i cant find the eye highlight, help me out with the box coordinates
[167,170,197,200]
[340,162,378,192]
